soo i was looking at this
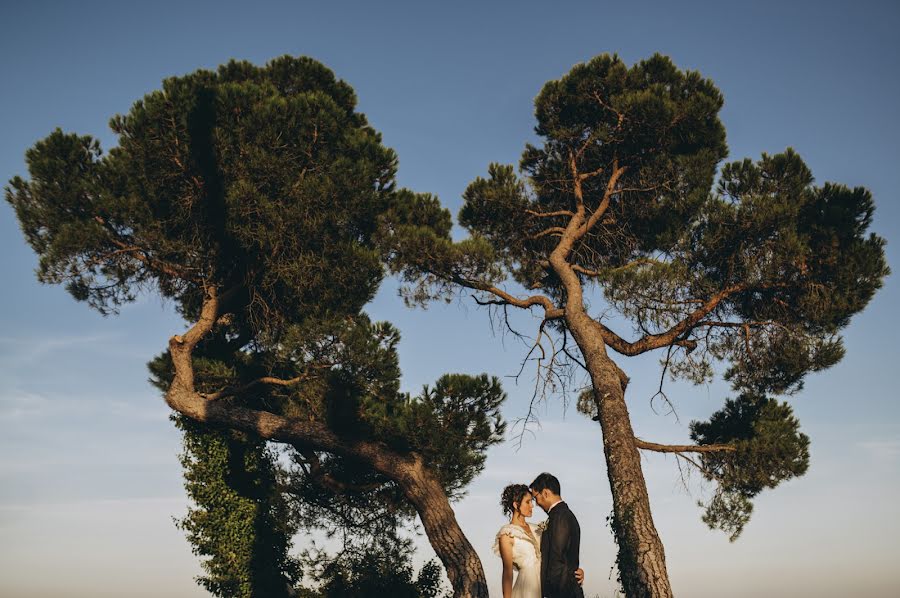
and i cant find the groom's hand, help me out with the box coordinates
[574,568,584,586]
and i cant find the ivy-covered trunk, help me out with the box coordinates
[567,310,673,598]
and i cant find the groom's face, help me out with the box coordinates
[530,488,551,513]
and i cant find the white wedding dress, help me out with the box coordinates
[492,523,542,598]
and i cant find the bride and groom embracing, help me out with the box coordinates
[493,473,586,598]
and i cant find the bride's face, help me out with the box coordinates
[516,493,534,518]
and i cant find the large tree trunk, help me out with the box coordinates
[394,458,490,598]
[566,310,674,598]
[167,326,489,597]
[544,183,675,597]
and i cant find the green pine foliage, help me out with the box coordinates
[5,55,396,332]
[689,395,810,540]
[456,54,729,296]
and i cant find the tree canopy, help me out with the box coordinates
[7,55,393,331]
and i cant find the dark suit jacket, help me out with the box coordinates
[539,501,584,598]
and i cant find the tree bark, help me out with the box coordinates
[164,292,489,597]
[567,309,673,598]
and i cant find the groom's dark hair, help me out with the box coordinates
[530,472,561,495]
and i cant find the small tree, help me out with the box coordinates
[7,56,504,597]
[173,418,301,598]
[380,54,888,597]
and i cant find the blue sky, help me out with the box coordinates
[1,1,898,596]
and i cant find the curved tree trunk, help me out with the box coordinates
[164,295,489,597]
[394,458,490,598]
[567,310,673,598]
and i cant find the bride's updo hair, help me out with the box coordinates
[501,483,530,517]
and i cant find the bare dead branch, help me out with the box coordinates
[528,227,567,240]
[560,328,587,372]
[649,344,679,421]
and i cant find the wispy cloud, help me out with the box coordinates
[0,387,166,423]
[0,496,187,513]
[106,399,170,421]
[0,389,54,420]
[0,332,121,366]
[858,438,900,461]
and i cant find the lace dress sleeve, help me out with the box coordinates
[492,524,518,557]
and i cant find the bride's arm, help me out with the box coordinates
[498,534,515,598]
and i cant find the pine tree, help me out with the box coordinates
[7,56,505,597]
[379,53,889,597]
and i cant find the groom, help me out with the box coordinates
[531,472,585,598]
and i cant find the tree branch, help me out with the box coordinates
[571,259,659,278]
[203,366,332,401]
[525,209,575,218]
[593,320,698,356]
[455,276,564,319]
[578,161,625,237]
[168,285,242,393]
[528,227,567,240]
[634,438,736,454]
[598,284,751,356]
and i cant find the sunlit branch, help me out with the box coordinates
[578,161,626,237]
[528,227,567,240]
[634,437,736,453]
[599,283,753,356]
[456,276,564,319]
[203,365,332,401]
[526,209,575,218]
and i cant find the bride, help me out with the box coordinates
[493,484,584,598]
